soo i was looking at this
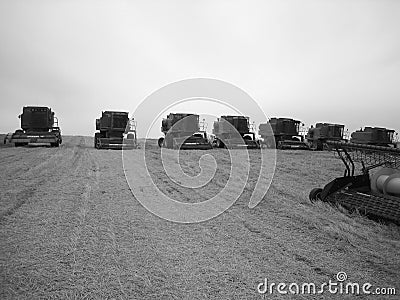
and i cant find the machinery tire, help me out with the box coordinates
[95,138,101,149]
[322,143,331,151]
[158,137,164,148]
[309,188,323,202]
[216,139,221,148]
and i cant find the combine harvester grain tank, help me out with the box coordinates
[94,111,138,149]
[158,113,212,150]
[212,115,260,149]
[306,123,346,150]
[4,106,62,147]
[258,117,309,149]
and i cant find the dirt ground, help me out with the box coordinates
[0,136,399,299]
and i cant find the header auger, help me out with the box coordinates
[309,141,400,224]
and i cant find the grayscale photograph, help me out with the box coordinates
[0,0,399,299]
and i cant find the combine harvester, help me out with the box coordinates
[157,113,212,150]
[309,141,400,224]
[258,117,308,149]
[212,115,260,149]
[306,123,345,150]
[5,106,62,147]
[350,127,396,147]
[94,111,138,149]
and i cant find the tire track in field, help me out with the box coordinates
[52,144,134,298]
[0,136,97,299]
[0,137,87,220]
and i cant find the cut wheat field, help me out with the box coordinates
[0,136,399,299]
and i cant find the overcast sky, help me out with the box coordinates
[0,0,399,138]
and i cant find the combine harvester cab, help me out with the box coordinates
[258,118,308,150]
[309,141,400,224]
[7,106,62,147]
[94,111,138,150]
[350,127,396,147]
[306,123,345,150]
[212,115,260,149]
[157,113,212,150]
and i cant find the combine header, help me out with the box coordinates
[350,127,396,147]
[212,115,260,149]
[94,111,138,149]
[306,123,345,150]
[6,106,62,147]
[309,141,400,224]
[157,113,212,150]
[258,118,308,149]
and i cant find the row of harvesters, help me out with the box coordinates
[258,118,397,150]
[157,113,260,150]
[154,113,400,224]
[4,107,399,224]
[3,107,139,150]
[4,108,397,151]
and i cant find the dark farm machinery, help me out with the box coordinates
[258,117,308,150]
[4,106,62,147]
[212,115,260,149]
[309,141,400,224]
[350,127,396,147]
[157,113,212,150]
[306,123,346,150]
[94,111,138,149]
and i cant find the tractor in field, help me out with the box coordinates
[306,123,345,150]
[5,106,62,147]
[212,115,260,149]
[157,113,212,150]
[258,118,309,149]
[94,111,138,149]
[309,141,400,224]
[350,127,396,147]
